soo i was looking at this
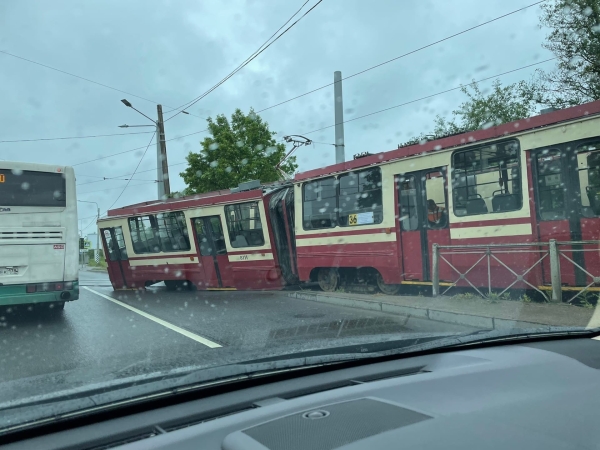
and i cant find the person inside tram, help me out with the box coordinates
[427,199,446,226]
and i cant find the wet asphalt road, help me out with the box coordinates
[0,269,475,401]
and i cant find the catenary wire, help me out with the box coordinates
[165,0,324,122]
[0,50,205,120]
[256,0,548,114]
[0,131,154,143]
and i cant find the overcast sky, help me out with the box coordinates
[0,0,552,233]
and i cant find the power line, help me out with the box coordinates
[78,179,157,232]
[77,60,553,181]
[257,0,547,114]
[77,162,187,182]
[165,0,323,121]
[301,58,556,136]
[77,180,157,196]
[0,130,154,144]
[106,132,156,211]
[70,1,547,180]
[165,0,311,115]
[80,216,99,234]
[71,129,207,166]
[0,49,205,120]
[75,58,554,182]
[76,176,158,187]
[78,214,99,221]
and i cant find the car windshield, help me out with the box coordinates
[2,0,600,435]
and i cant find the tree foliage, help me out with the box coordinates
[403,0,600,145]
[401,80,538,146]
[180,109,297,194]
[531,0,600,107]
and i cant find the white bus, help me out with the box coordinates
[0,161,79,312]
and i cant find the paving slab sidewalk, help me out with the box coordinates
[288,290,600,331]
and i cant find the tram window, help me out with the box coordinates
[452,140,522,216]
[225,202,265,248]
[194,220,210,256]
[576,142,600,217]
[128,215,161,254]
[114,227,128,259]
[338,168,383,227]
[398,175,419,231]
[536,149,566,220]
[155,211,191,252]
[103,229,119,261]
[425,171,448,229]
[302,177,337,230]
[194,218,226,256]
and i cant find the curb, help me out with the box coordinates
[288,291,550,331]
[83,267,108,272]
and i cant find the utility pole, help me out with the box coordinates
[95,206,100,264]
[334,71,345,164]
[156,105,170,198]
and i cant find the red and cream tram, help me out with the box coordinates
[98,100,600,295]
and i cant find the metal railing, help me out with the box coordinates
[432,239,600,303]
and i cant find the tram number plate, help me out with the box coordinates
[0,267,18,276]
[348,212,374,226]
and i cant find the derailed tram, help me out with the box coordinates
[98,100,600,297]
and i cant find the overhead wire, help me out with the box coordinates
[256,0,548,114]
[27,1,542,169]
[71,129,207,166]
[76,176,158,187]
[77,58,555,186]
[106,132,156,211]
[70,1,547,193]
[0,131,154,143]
[76,162,187,182]
[77,181,158,196]
[164,0,324,122]
[0,50,206,120]
[300,58,557,136]
[80,215,99,233]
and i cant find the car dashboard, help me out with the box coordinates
[4,338,600,450]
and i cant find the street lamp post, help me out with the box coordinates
[78,200,100,264]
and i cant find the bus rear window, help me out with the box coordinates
[0,169,66,207]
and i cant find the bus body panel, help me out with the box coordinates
[0,164,78,307]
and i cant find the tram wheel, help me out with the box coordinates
[318,268,339,292]
[376,272,400,295]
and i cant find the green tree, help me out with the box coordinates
[180,108,298,194]
[401,80,538,146]
[530,0,600,107]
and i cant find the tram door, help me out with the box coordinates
[397,168,451,281]
[191,215,234,288]
[101,227,130,289]
[533,140,600,286]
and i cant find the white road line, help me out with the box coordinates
[83,287,222,348]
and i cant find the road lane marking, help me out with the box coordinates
[83,287,222,348]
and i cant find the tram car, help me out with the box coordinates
[99,100,600,295]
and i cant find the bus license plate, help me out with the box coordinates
[0,267,18,276]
